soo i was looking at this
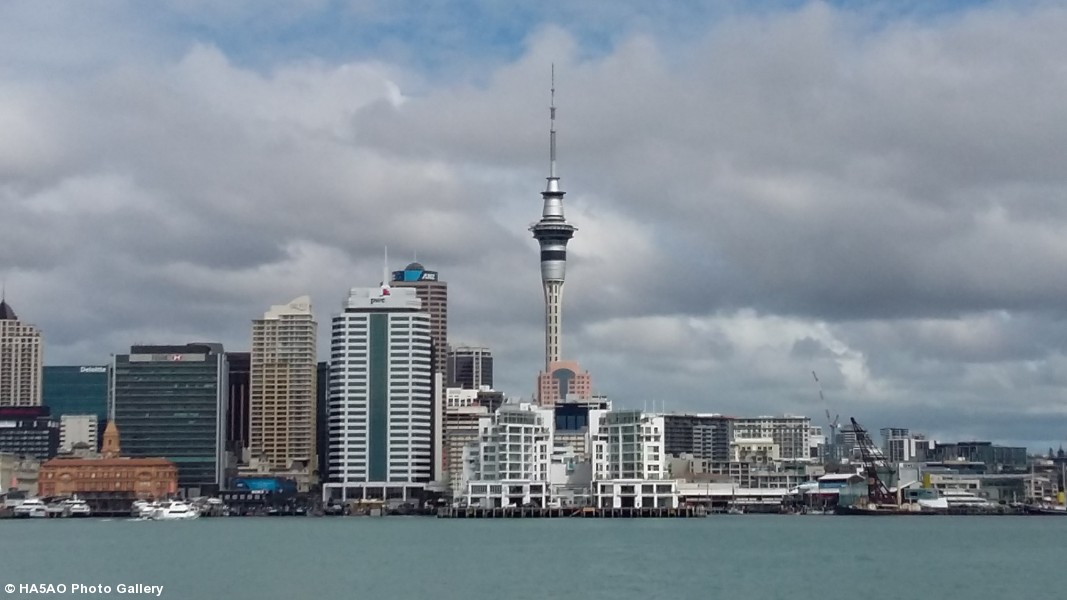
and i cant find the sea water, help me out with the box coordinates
[1,515,1065,600]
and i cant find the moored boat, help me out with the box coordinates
[13,498,48,519]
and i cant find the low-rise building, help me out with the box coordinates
[37,422,177,502]
[0,452,40,496]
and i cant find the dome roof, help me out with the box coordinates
[0,299,16,320]
[404,262,424,271]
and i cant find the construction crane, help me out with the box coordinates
[812,371,840,463]
[850,417,895,506]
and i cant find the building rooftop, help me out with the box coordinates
[0,299,16,320]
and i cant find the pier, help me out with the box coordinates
[437,506,703,518]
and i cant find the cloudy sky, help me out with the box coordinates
[3,0,1066,449]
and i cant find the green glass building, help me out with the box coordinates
[112,343,228,495]
[42,366,109,424]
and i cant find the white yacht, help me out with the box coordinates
[918,489,995,511]
[131,500,159,518]
[14,498,48,518]
[63,498,92,517]
[149,500,199,521]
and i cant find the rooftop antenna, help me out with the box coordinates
[382,246,389,288]
[549,63,557,179]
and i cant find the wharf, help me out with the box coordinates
[437,506,703,519]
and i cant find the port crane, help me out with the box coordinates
[850,417,896,506]
[812,371,840,463]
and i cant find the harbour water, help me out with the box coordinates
[2,516,1066,599]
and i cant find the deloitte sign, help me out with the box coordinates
[79,366,108,374]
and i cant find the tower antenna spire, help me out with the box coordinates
[549,63,557,179]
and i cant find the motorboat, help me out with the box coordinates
[131,500,159,518]
[63,498,92,517]
[13,498,48,518]
[149,500,199,521]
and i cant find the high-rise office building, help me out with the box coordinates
[249,296,317,478]
[391,263,447,379]
[111,343,229,494]
[529,77,577,371]
[447,345,493,390]
[324,283,433,503]
[225,352,250,455]
[0,299,42,407]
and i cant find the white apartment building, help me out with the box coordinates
[591,410,669,481]
[59,414,98,453]
[733,415,812,461]
[324,285,433,503]
[462,403,554,507]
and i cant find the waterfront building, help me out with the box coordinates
[530,78,577,372]
[662,414,733,462]
[0,406,59,460]
[247,296,317,489]
[0,299,42,408]
[0,452,41,495]
[59,414,98,453]
[733,416,812,462]
[324,284,433,503]
[462,402,554,507]
[38,421,177,501]
[591,410,669,481]
[535,360,592,407]
[41,366,108,431]
[226,352,251,456]
[447,346,493,390]
[443,405,490,498]
[111,343,229,495]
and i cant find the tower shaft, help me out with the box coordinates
[530,68,577,372]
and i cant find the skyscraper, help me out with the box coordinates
[529,75,577,371]
[0,299,42,407]
[324,283,433,503]
[249,296,317,479]
[391,262,447,380]
[111,343,229,495]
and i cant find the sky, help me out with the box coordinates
[2,0,1065,450]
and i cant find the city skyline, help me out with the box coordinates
[3,1,1067,448]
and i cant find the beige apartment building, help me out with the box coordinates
[248,296,317,484]
[0,299,42,407]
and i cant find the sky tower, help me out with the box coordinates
[530,68,577,370]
